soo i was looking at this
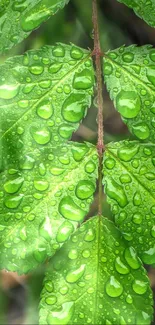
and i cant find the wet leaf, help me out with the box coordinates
[117,0,155,28]
[0,0,70,53]
[0,142,98,273]
[103,140,155,265]
[39,216,153,325]
[103,45,155,141]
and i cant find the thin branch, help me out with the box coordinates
[92,0,104,216]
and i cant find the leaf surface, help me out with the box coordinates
[0,44,94,159]
[103,45,155,141]
[103,140,155,265]
[0,0,69,53]
[39,216,153,325]
[117,0,155,28]
[0,142,98,273]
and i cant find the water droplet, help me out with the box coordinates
[122,52,134,63]
[59,196,86,221]
[105,178,128,208]
[85,161,96,173]
[84,228,95,241]
[132,213,142,224]
[34,180,49,191]
[18,100,29,108]
[0,84,19,99]
[116,90,141,118]
[115,256,129,274]
[103,62,113,75]
[71,47,83,59]
[39,216,52,241]
[46,302,74,325]
[59,124,74,139]
[132,123,150,140]
[118,144,139,162]
[104,158,115,169]
[76,180,95,199]
[82,249,90,258]
[126,294,133,304]
[147,65,155,86]
[4,177,24,194]
[20,226,27,241]
[72,144,89,161]
[124,247,140,269]
[73,69,94,89]
[37,101,53,119]
[56,221,74,243]
[120,174,131,184]
[19,155,35,170]
[133,192,141,206]
[45,295,57,305]
[151,225,155,238]
[4,195,23,209]
[149,50,155,62]
[142,246,155,264]
[39,79,51,89]
[33,246,46,262]
[29,65,44,75]
[53,45,65,57]
[132,280,148,295]
[45,281,54,293]
[62,94,87,122]
[22,9,50,32]
[68,249,78,260]
[106,276,123,297]
[49,63,63,74]
[66,265,85,283]
[31,127,51,145]
[59,286,68,295]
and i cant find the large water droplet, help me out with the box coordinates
[71,47,83,59]
[49,63,63,74]
[68,249,78,260]
[132,123,150,140]
[4,177,24,194]
[56,221,74,243]
[59,124,74,139]
[53,45,65,57]
[37,100,53,119]
[4,195,23,209]
[76,180,95,199]
[116,90,141,118]
[142,246,155,264]
[33,246,46,262]
[34,180,49,191]
[45,280,54,293]
[132,279,148,295]
[19,155,35,170]
[59,196,86,222]
[115,256,129,274]
[29,65,44,75]
[105,178,128,208]
[105,276,123,297]
[0,84,19,99]
[122,52,134,63]
[118,144,139,161]
[66,264,85,283]
[62,94,87,123]
[147,65,155,86]
[124,247,140,269]
[21,9,50,32]
[84,228,95,241]
[39,216,52,241]
[46,302,74,325]
[72,144,89,161]
[31,127,51,145]
[45,295,57,305]
[73,69,94,89]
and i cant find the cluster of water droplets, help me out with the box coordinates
[104,45,155,140]
[39,216,152,325]
[104,140,155,264]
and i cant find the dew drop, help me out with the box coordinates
[105,276,123,297]
[132,123,150,140]
[56,221,74,243]
[85,161,96,173]
[76,180,95,199]
[46,302,74,325]
[39,216,52,241]
[45,281,54,293]
[34,180,49,191]
[104,158,115,169]
[118,144,139,162]
[132,280,148,295]
[19,155,35,170]
[4,177,24,194]
[115,256,129,274]
[45,295,57,305]
[70,47,83,59]
[116,90,141,118]
[84,228,95,241]
[33,246,46,262]
[59,196,86,221]
[68,249,78,260]
[58,124,74,139]
[29,65,44,75]
[124,247,140,269]
[103,62,113,76]
[4,195,23,209]
[105,178,128,208]
[122,52,134,63]
[66,264,85,283]
[0,84,19,99]
[132,213,142,225]
[126,294,133,304]
[49,63,62,74]
[147,65,155,86]
[62,94,87,123]
[72,144,89,161]
[37,101,53,119]
[133,192,141,206]
[73,69,94,89]
[142,246,155,264]
[21,9,50,32]
[53,45,65,57]
[31,127,51,145]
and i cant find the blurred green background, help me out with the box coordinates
[0,0,155,323]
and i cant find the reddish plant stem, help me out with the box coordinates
[92,0,104,216]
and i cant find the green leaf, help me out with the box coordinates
[0,0,70,53]
[0,141,98,273]
[39,216,153,325]
[103,45,155,141]
[103,140,155,265]
[117,0,155,28]
[0,44,94,159]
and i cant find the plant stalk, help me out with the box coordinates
[92,0,104,216]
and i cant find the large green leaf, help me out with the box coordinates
[117,0,155,28]
[0,0,70,53]
[103,45,155,141]
[0,141,98,273]
[39,216,153,325]
[103,140,155,265]
[0,44,94,161]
